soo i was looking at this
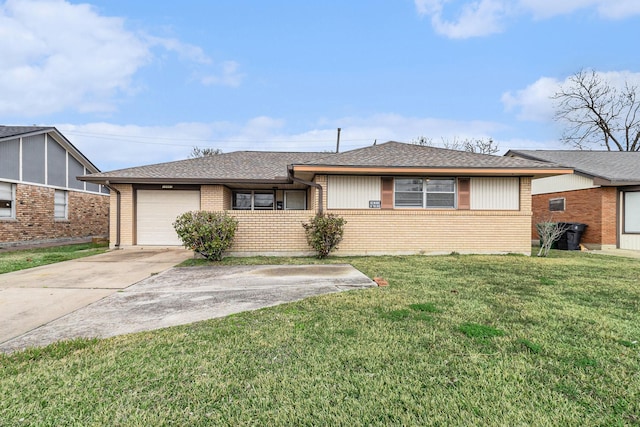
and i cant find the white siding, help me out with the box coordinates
[470,177,519,210]
[532,174,597,195]
[620,235,640,250]
[327,176,381,209]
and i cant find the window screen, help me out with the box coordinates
[285,191,306,210]
[624,192,640,233]
[0,182,15,218]
[549,198,565,212]
[54,190,68,219]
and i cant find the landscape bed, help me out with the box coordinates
[1,250,638,425]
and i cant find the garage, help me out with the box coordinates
[136,189,200,245]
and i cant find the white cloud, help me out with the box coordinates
[415,0,511,39]
[200,61,245,87]
[415,0,640,38]
[501,77,561,121]
[519,0,640,19]
[0,0,241,117]
[501,70,640,122]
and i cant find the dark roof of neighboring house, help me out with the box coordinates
[0,125,101,173]
[81,141,570,184]
[0,125,54,139]
[506,150,640,185]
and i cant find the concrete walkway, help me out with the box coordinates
[0,248,192,346]
[1,262,376,354]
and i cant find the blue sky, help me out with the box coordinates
[1,0,640,170]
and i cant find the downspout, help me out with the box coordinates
[103,181,121,248]
[288,167,323,215]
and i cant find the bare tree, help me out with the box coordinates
[189,146,223,158]
[553,69,640,151]
[535,216,571,257]
[411,136,499,154]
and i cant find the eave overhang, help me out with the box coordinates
[77,176,293,185]
[291,164,573,178]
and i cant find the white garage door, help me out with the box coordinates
[137,190,201,245]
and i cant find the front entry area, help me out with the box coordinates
[136,189,201,245]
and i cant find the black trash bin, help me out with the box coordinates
[557,223,587,250]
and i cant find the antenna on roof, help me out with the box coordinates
[336,128,341,153]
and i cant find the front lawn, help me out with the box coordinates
[1,251,639,425]
[0,242,109,274]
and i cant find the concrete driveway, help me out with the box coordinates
[0,248,192,350]
[1,257,375,353]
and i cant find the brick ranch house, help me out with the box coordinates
[79,141,570,256]
[0,126,109,247]
[507,150,640,251]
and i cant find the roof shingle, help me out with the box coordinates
[82,141,567,184]
[508,150,640,184]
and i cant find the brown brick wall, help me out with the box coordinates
[0,183,109,245]
[531,187,617,246]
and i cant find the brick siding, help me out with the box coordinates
[531,187,617,247]
[0,183,109,245]
[111,177,532,255]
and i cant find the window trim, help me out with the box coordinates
[393,177,457,209]
[0,182,16,220]
[549,197,565,212]
[54,189,68,220]
[232,190,275,211]
[623,191,640,234]
[284,190,307,210]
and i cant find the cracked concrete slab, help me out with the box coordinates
[1,264,375,353]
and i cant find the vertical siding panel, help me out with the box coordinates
[328,176,381,209]
[471,177,519,210]
[0,138,20,180]
[22,135,46,184]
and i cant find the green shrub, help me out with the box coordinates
[173,211,238,261]
[302,214,346,259]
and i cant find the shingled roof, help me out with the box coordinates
[0,125,54,139]
[81,151,330,184]
[300,141,558,169]
[507,150,640,185]
[81,141,570,184]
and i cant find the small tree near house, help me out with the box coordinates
[536,217,571,257]
[302,214,346,259]
[173,211,238,261]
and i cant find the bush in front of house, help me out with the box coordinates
[302,213,346,259]
[173,211,238,261]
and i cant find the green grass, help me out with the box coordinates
[1,250,640,425]
[0,242,109,274]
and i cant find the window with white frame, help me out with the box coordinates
[624,191,640,233]
[54,190,68,219]
[0,182,16,219]
[232,191,274,210]
[394,178,456,208]
[284,191,306,210]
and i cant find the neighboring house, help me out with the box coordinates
[0,126,109,247]
[506,150,640,251]
[79,141,569,255]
